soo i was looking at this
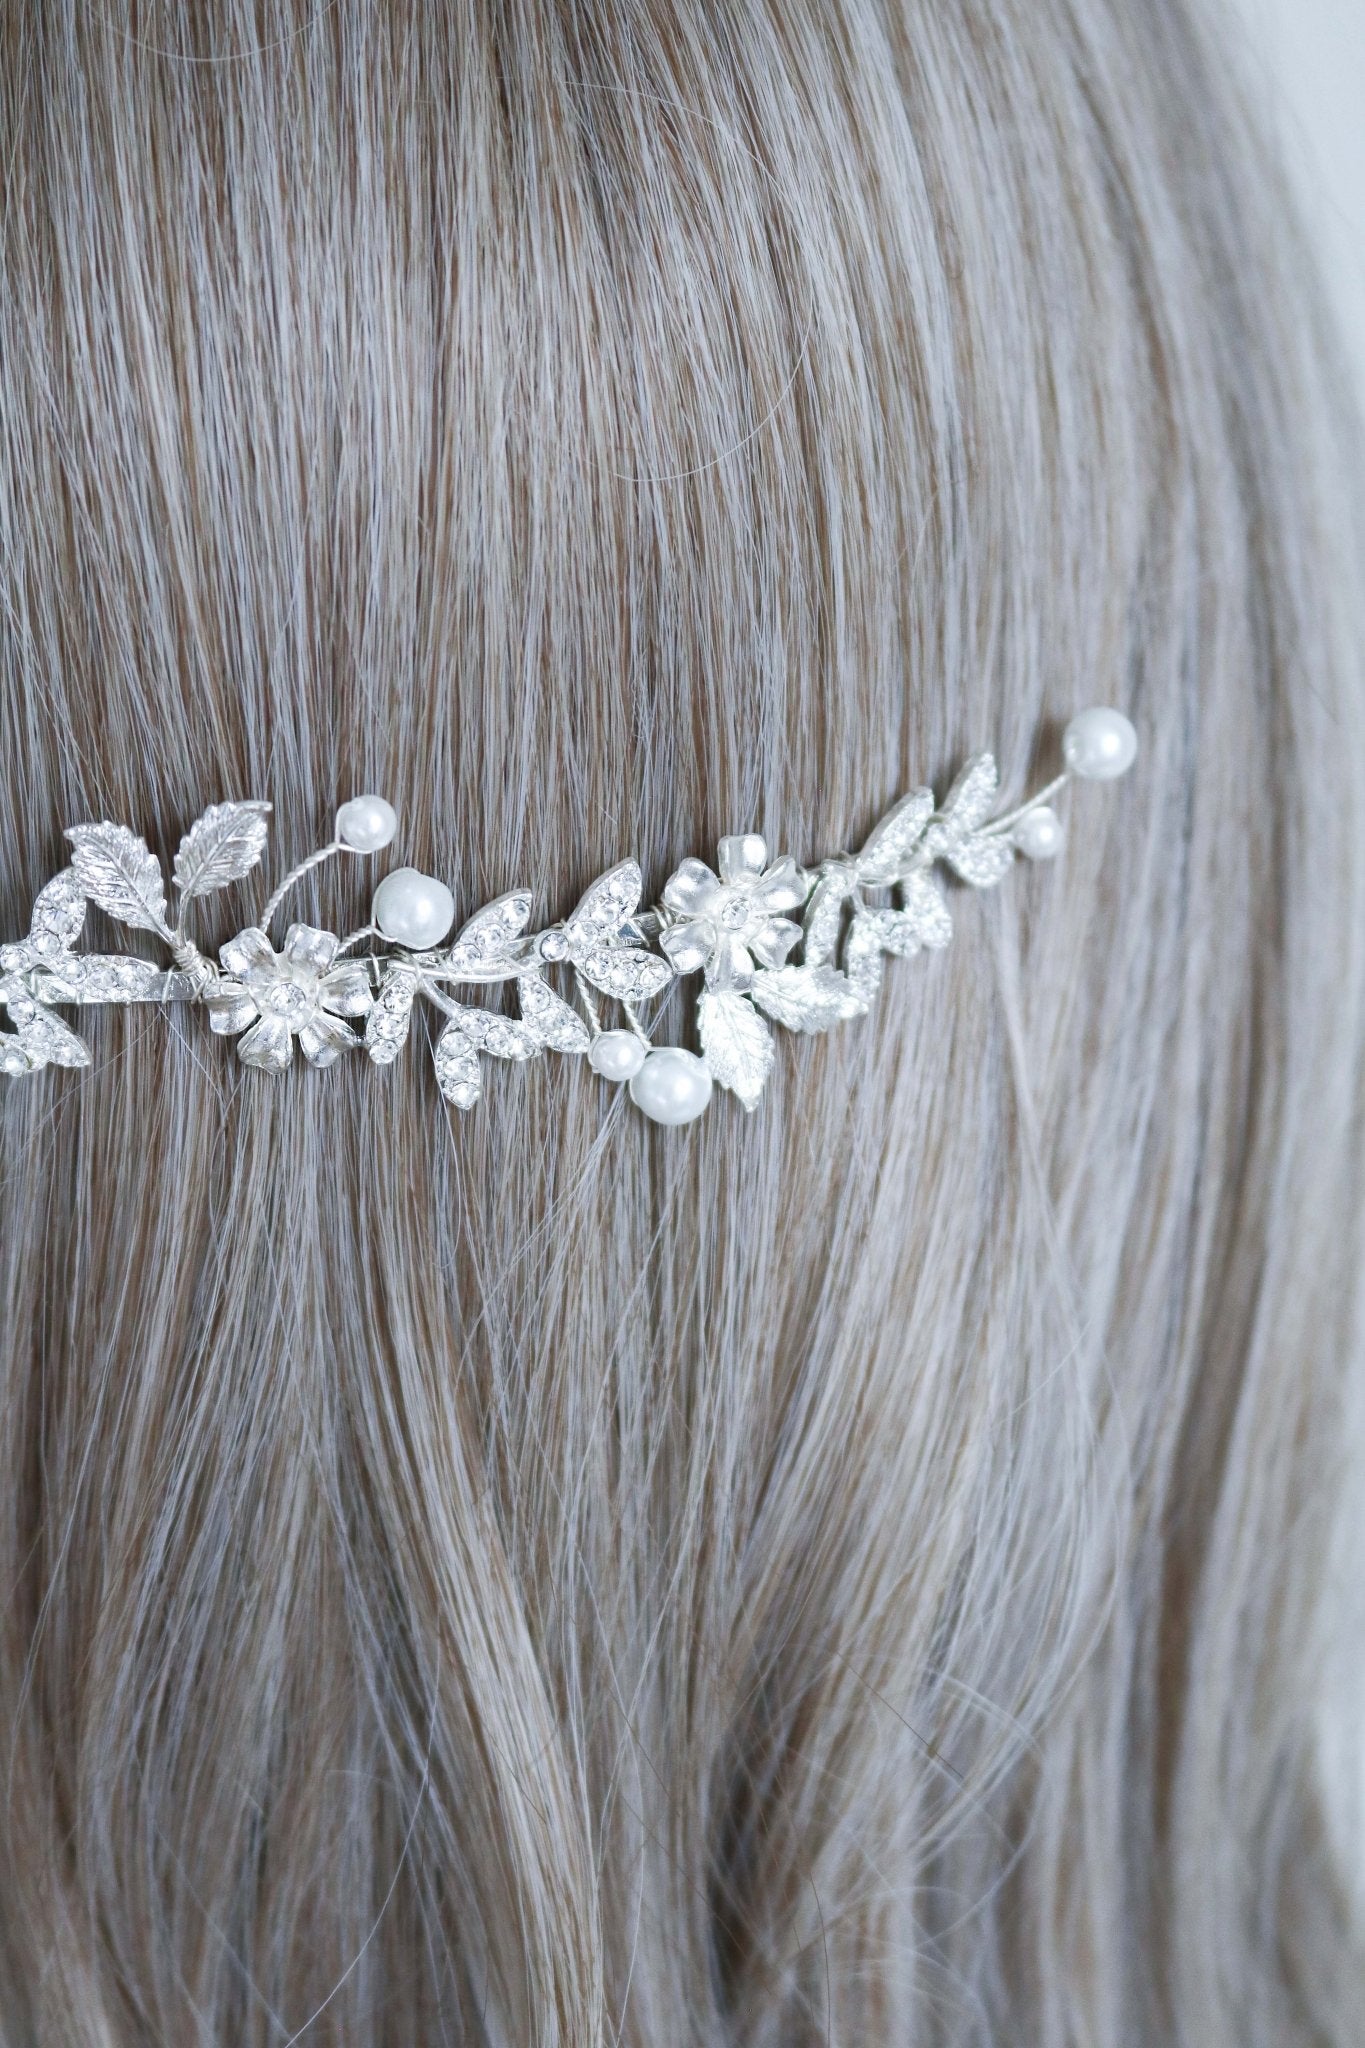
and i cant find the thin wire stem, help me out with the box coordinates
[258,841,343,933]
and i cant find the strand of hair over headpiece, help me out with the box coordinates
[0,709,1137,1123]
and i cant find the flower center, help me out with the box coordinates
[262,976,315,1024]
[716,891,750,933]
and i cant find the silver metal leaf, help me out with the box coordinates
[697,988,774,1110]
[447,1005,541,1060]
[855,788,934,885]
[443,891,533,976]
[65,823,169,936]
[173,801,271,900]
[433,1023,482,1109]
[574,944,673,1002]
[365,966,418,1065]
[565,861,644,947]
[750,964,862,1032]
[27,868,88,956]
[517,974,590,1054]
[802,866,854,969]
[943,832,1016,889]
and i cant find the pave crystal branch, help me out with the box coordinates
[0,709,1137,1123]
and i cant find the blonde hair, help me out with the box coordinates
[1,2,1363,2041]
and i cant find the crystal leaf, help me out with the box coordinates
[173,800,272,900]
[35,955,165,1004]
[433,1023,482,1109]
[750,964,861,1033]
[898,874,954,947]
[517,974,590,1054]
[365,966,418,1065]
[855,788,934,885]
[565,861,644,947]
[935,754,1000,836]
[447,1005,541,1060]
[28,868,88,955]
[574,944,673,1002]
[943,832,1016,889]
[0,1036,41,1078]
[65,823,169,936]
[842,912,886,1010]
[20,1006,92,1069]
[698,988,774,1110]
[802,866,854,969]
[443,891,533,976]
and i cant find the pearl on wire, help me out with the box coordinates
[335,795,398,852]
[372,868,456,949]
[1014,805,1066,860]
[589,1029,647,1082]
[1062,707,1138,781]
[628,1047,713,1124]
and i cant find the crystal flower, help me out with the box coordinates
[660,835,809,991]
[208,924,373,1072]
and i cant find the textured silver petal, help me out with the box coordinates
[702,934,755,995]
[236,1014,293,1072]
[65,823,169,935]
[750,964,862,1032]
[283,923,339,972]
[517,975,590,1054]
[220,927,275,978]
[319,963,374,1018]
[207,985,260,1035]
[172,801,271,900]
[697,988,774,1109]
[752,857,810,915]
[565,862,643,946]
[716,835,768,886]
[658,921,713,975]
[298,1013,358,1067]
[855,789,934,885]
[433,1023,482,1108]
[444,891,534,975]
[365,967,418,1065]
[575,944,673,1002]
[661,858,718,920]
[746,917,802,969]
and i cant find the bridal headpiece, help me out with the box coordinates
[0,708,1136,1124]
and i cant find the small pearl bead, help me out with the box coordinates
[1014,805,1065,860]
[628,1046,713,1124]
[1062,707,1138,781]
[336,794,398,853]
[589,1029,647,1081]
[372,868,456,949]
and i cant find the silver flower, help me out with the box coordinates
[660,835,809,991]
[208,924,373,1072]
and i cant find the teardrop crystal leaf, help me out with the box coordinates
[173,800,272,900]
[447,1005,541,1060]
[517,974,590,1054]
[801,867,853,969]
[443,891,533,975]
[365,966,418,1065]
[28,868,88,954]
[574,944,673,1002]
[855,788,934,885]
[565,862,644,947]
[433,1023,482,1109]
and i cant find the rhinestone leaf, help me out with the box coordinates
[433,1023,482,1109]
[941,832,1016,889]
[565,862,644,947]
[28,868,88,954]
[36,955,165,1003]
[698,989,775,1110]
[365,966,419,1065]
[65,823,169,936]
[517,974,590,1054]
[444,891,533,976]
[843,913,886,1010]
[574,944,673,1002]
[21,1006,92,1069]
[447,1005,541,1060]
[750,964,861,1033]
[801,866,855,969]
[172,801,272,900]
[855,789,934,885]
[929,754,1000,840]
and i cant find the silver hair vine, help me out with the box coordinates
[0,708,1137,1124]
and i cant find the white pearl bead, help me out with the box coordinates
[372,868,456,949]
[1062,707,1138,781]
[1014,805,1065,860]
[628,1047,713,1124]
[589,1029,647,1082]
[336,794,398,852]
